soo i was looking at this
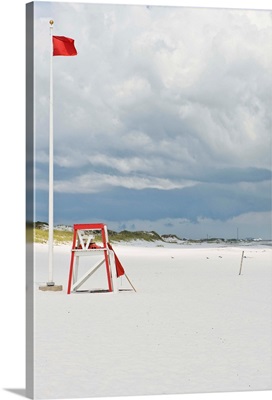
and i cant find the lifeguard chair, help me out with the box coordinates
[67,223,136,294]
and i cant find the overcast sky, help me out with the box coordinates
[30,0,272,239]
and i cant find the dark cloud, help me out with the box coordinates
[35,178,270,226]
[192,167,272,184]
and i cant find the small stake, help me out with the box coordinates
[239,250,245,275]
[125,273,137,292]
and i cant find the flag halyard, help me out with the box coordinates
[53,35,77,56]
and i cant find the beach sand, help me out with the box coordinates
[33,242,272,399]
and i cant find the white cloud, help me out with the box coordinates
[53,171,197,193]
[106,211,271,239]
[35,5,272,169]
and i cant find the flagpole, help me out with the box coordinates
[48,19,54,286]
[40,25,77,292]
[39,21,62,292]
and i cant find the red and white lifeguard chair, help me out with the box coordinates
[67,223,136,294]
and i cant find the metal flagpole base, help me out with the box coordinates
[39,282,63,291]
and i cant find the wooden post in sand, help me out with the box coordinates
[125,273,137,292]
[239,251,245,275]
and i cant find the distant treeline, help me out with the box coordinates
[27,221,248,244]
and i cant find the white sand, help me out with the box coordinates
[33,242,272,399]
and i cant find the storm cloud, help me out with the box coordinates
[32,2,272,238]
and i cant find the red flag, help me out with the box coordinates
[53,36,77,56]
[107,243,125,277]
